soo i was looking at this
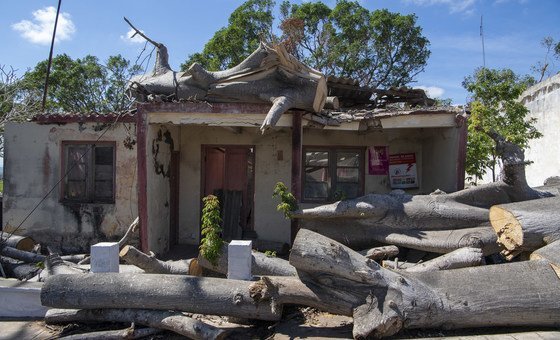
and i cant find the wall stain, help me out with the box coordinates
[151,128,173,178]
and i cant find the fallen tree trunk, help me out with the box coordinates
[0,232,36,251]
[490,196,560,259]
[301,222,500,255]
[290,229,560,338]
[198,244,296,276]
[0,246,45,263]
[397,247,483,272]
[119,245,194,275]
[46,308,227,340]
[358,245,399,260]
[57,326,162,340]
[0,256,41,280]
[530,240,560,276]
[41,273,282,321]
[45,254,86,275]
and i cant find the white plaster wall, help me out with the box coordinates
[3,122,138,253]
[179,126,292,245]
[146,124,179,254]
[178,125,460,245]
[521,73,560,187]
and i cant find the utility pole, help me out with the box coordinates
[42,0,63,112]
[480,15,486,69]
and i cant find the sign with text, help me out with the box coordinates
[368,146,389,175]
[389,153,418,188]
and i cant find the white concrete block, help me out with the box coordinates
[0,279,48,318]
[228,240,252,280]
[90,242,120,273]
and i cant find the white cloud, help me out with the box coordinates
[12,6,75,45]
[120,28,146,44]
[415,85,445,98]
[406,0,477,14]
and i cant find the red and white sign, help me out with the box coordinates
[389,153,418,189]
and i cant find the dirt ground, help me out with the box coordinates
[4,307,560,340]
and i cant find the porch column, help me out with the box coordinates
[136,105,149,252]
[456,114,468,191]
[291,111,303,243]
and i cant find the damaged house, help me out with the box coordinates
[2,42,467,254]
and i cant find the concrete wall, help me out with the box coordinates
[177,125,460,246]
[3,122,138,253]
[145,124,179,254]
[179,125,292,245]
[520,73,560,187]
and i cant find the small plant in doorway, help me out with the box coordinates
[273,182,298,219]
[199,194,224,266]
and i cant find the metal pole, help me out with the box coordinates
[480,15,486,69]
[42,0,63,112]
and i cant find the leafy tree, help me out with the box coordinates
[182,0,430,89]
[199,195,224,266]
[531,36,558,82]
[21,54,140,113]
[181,0,274,71]
[463,68,541,183]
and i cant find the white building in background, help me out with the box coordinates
[521,73,560,187]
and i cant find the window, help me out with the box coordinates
[303,148,364,202]
[62,142,115,203]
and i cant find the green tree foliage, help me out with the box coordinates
[463,68,541,183]
[531,36,560,82]
[181,0,274,71]
[182,0,430,89]
[21,54,140,113]
[199,195,224,266]
[272,182,298,219]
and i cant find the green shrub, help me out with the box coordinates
[272,182,298,219]
[199,195,223,266]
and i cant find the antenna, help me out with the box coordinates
[480,15,486,69]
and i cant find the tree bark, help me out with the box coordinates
[358,245,399,260]
[290,229,560,338]
[41,273,282,321]
[46,308,227,340]
[398,247,483,272]
[490,196,560,259]
[0,232,36,251]
[119,245,194,275]
[45,254,87,275]
[197,244,296,276]
[0,246,45,263]
[0,256,41,280]
[530,240,560,276]
[57,326,162,340]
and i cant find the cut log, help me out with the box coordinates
[490,196,560,259]
[358,245,399,260]
[46,308,226,340]
[530,240,560,276]
[399,247,483,272]
[197,244,296,276]
[381,259,417,270]
[290,229,560,338]
[0,256,41,280]
[57,325,162,340]
[41,273,282,321]
[119,245,194,274]
[301,221,500,255]
[60,254,88,263]
[0,232,36,251]
[0,246,45,263]
[45,254,87,275]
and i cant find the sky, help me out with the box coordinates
[1,0,560,105]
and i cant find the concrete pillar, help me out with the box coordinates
[227,240,252,280]
[90,242,120,273]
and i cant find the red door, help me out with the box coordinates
[202,146,254,241]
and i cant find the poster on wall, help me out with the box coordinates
[389,153,418,188]
[368,146,389,175]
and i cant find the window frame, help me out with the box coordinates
[60,141,116,204]
[302,146,365,203]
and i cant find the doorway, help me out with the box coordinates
[202,145,255,241]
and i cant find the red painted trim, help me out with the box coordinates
[136,107,149,252]
[291,112,303,243]
[456,114,468,191]
[33,112,136,124]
